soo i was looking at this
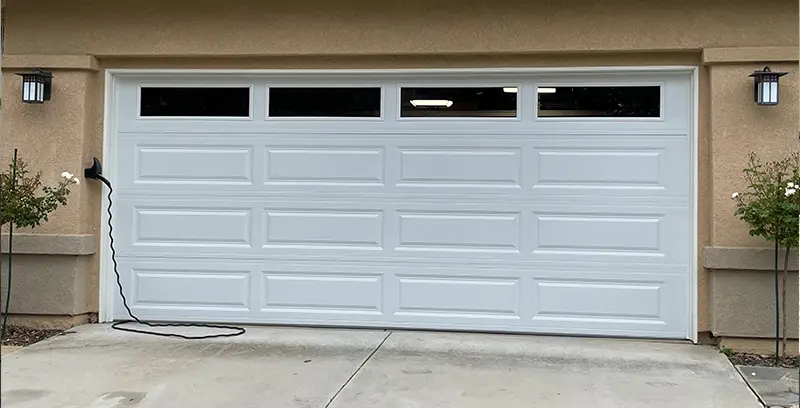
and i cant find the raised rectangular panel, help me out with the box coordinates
[396,275,520,318]
[263,210,383,249]
[532,278,662,321]
[133,269,250,309]
[134,207,251,247]
[534,148,662,188]
[265,147,384,185]
[396,211,521,253]
[262,273,382,313]
[534,213,662,253]
[398,148,521,187]
[136,146,252,184]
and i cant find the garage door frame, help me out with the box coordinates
[98,66,699,342]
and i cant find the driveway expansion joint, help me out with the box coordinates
[324,331,393,408]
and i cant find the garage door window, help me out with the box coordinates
[268,87,382,118]
[537,86,661,118]
[140,87,251,118]
[400,87,517,118]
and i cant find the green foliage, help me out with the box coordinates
[720,346,736,357]
[0,157,79,229]
[732,152,800,249]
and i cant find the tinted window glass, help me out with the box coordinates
[140,87,251,117]
[269,87,381,117]
[401,87,517,118]
[537,86,660,118]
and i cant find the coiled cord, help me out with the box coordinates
[97,175,246,339]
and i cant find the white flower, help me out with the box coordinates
[73,178,80,185]
[788,182,796,188]
[731,192,739,199]
[61,171,72,179]
[786,188,796,197]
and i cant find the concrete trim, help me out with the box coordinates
[0,314,93,330]
[0,54,99,71]
[0,234,96,255]
[701,47,799,65]
[717,337,800,356]
[703,246,798,271]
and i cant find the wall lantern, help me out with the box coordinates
[15,68,53,104]
[749,66,787,106]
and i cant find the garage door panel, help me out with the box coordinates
[394,274,522,319]
[117,135,688,197]
[530,136,689,195]
[111,72,694,339]
[263,208,384,250]
[396,146,522,188]
[262,272,384,315]
[395,210,522,254]
[113,261,260,315]
[116,137,261,191]
[115,198,687,262]
[132,206,254,248]
[114,257,689,337]
[530,271,688,336]
[530,208,689,264]
[265,146,385,187]
[133,269,251,310]
[136,145,254,185]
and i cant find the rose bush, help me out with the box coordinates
[731,152,799,359]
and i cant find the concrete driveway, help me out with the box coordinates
[1,324,761,408]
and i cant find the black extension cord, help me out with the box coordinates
[94,174,246,339]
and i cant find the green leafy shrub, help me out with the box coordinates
[731,151,799,359]
[0,159,79,229]
[731,152,799,249]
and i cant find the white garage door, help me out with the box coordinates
[107,69,694,339]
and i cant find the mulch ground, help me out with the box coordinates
[727,351,800,368]
[1,325,63,347]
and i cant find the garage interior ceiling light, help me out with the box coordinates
[410,99,453,108]
[502,87,557,94]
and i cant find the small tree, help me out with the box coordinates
[0,149,79,340]
[731,152,799,361]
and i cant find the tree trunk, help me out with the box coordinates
[781,247,791,360]
[773,241,780,362]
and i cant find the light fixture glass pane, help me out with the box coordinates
[770,82,779,104]
[22,81,32,102]
[37,82,44,102]
[760,82,771,104]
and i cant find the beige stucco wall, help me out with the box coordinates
[1,0,797,56]
[711,270,799,338]
[710,62,800,247]
[0,0,798,345]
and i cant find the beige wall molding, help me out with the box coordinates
[702,47,799,65]
[703,246,799,271]
[0,233,96,255]
[0,55,99,71]
[717,337,800,356]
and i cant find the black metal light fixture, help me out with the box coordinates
[749,66,788,106]
[15,68,53,104]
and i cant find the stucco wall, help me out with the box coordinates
[0,70,96,235]
[1,0,797,56]
[0,0,798,343]
[710,62,800,247]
